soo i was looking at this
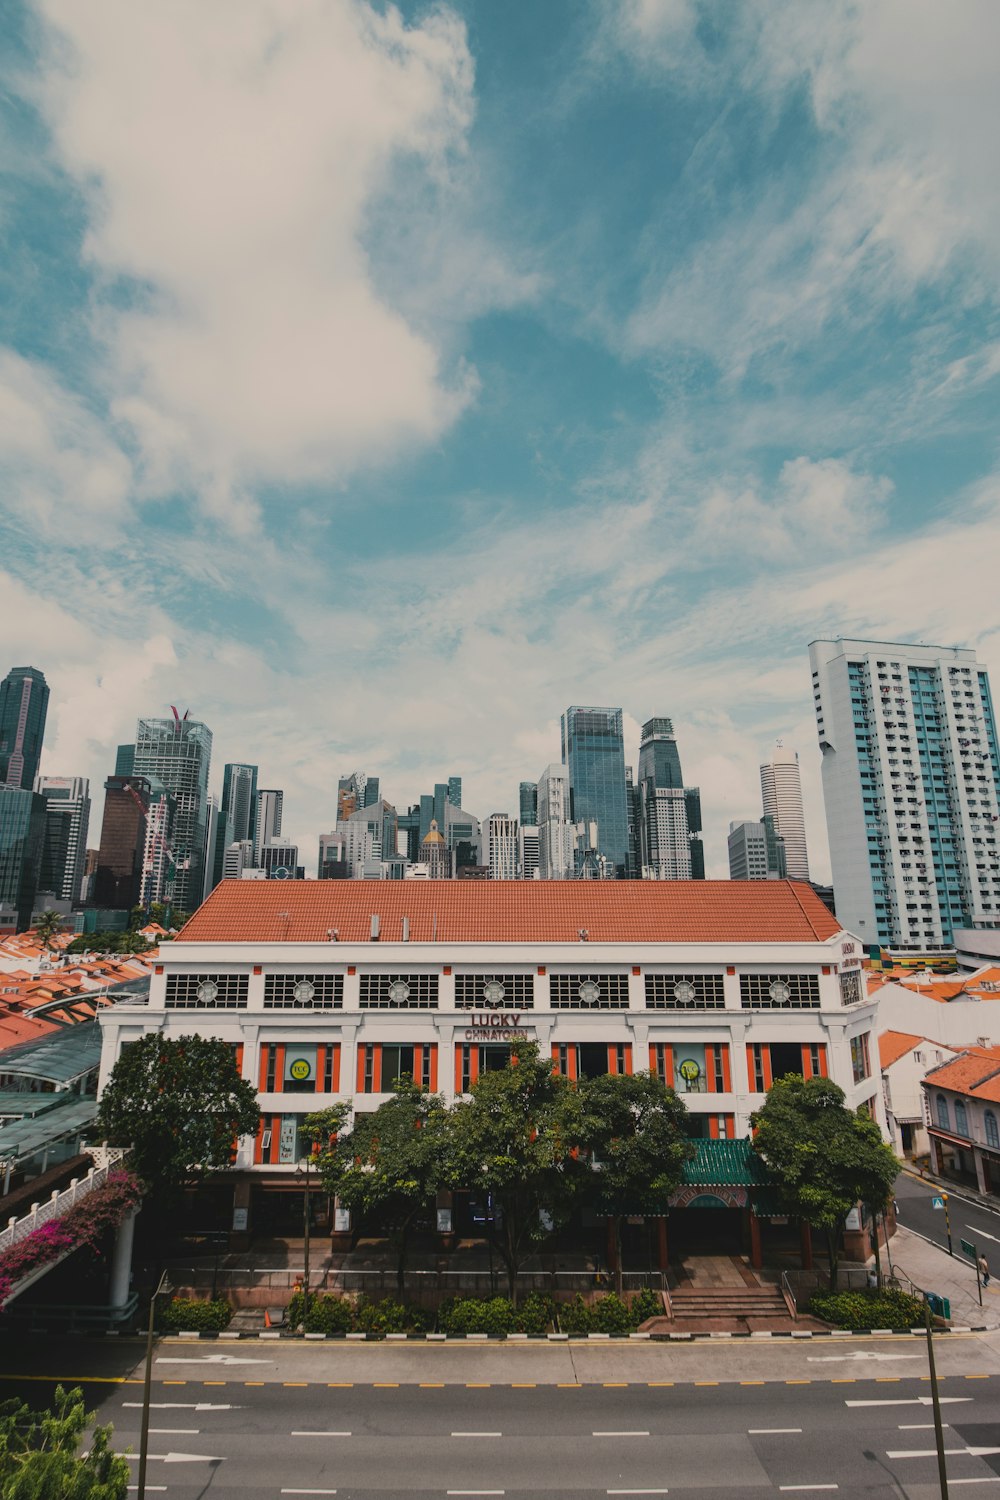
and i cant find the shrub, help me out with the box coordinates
[159,1297,232,1332]
[557,1291,660,1334]
[515,1292,555,1335]
[807,1288,927,1330]
[630,1286,665,1325]
[438,1296,518,1337]
[287,1291,354,1334]
[355,1297,431,1335]
[557,1294,595,1334]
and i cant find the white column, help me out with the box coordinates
[109,1206,138,1308]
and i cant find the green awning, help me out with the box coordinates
[680,1138,772,1188]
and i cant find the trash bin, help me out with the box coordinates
[926,1293,943,1316]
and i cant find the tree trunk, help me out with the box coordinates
[502,1218,519,1305]
[870,1205,883,1290]
[395,1221,408,1302]
[826,1227,839,1291]
[613,1216,624,1299]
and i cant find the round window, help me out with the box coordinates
[578,980,601,1005]
[482,979,506,1005]
[292,980,315,1006]
[387,980,411,1005]
[672,980,697,1005]
[768,980,792,1006]
[195,980,219,1005]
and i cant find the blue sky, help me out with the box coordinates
[2,0,999,878]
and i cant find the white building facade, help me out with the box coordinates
[760,744,809,882]
[809,638,1000,953]
[99,882,881,1235]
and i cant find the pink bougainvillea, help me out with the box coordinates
[0,1169,142,1307]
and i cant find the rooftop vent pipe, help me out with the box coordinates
[370,914,380,942]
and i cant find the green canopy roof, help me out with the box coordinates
[0,1022,102,1086]
[681,1138,773,1188]
[0,1094,98,1166]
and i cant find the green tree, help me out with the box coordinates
[309,1083,448,1298]
[34,909,65,951]
[571,1070,693,1296]
[0,1384,129,1498]
[446,1042,581,1303]
[751,1074,899,1289]
[97,1034,260,1199]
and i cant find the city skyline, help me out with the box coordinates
[3,5,1000,886]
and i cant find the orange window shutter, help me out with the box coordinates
[762,1046,773,1091]
[721,1046,732,1092]
[454,1045,464,1093]
[708,1116,719,1139]
[706,1046,717,1094]
[254,1117,266,1164]
[607,1044,618,1076]
[817,1045,828,1078]
[258,1045,270,1092]
[357,1044,367,1092]
[623,1043,632,1075]
[332,1043,341,1091]
[235,1043,244,1075]
[746,1043,755,1088]
[567,1045,578,1082]
[372,1044,382,1093]
[801,1044,813,1080]
[274,1044,286,1094]
[429,1044,438,1092]
[648,1043,657,1071]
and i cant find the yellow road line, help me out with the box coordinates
[741,1381,765,1386]
[557,1383,582,1388]
[373,1382,399,1388]
[786,1380,810,1385]
[0,1374,132,1385]
[244,1381,265,1387]
[203,1381,226,1386]
[647,1382,674,1387]
[466,1383,491,1388]
[420,1382,445,1388]
[694,1381,718,1387]
[284,1382,308,1387]
[511,1383,536,1388]
[965,1373,990,1379]
[603,1382,629,1387]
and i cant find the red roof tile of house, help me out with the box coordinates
[177,878,843,946]
[924,1051,1000,1094]
[878,1031,927,1070]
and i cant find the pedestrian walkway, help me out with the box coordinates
[887,1224,1000,1329]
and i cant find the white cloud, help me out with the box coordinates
[0,350,132,529]
[30,0,504,504]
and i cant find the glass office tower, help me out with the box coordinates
[132,715,213,910]
[561,706,629,878]
[0,786,47,928]
[0,667,49,790]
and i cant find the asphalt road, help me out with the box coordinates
[2,1337,999,1498]
[895,1170,1000,1270]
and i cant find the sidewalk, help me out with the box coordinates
[887,1224,1000,1329]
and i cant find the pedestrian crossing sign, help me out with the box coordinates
[931,1196,945,1209]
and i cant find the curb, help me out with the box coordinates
[148,1323,976,1342]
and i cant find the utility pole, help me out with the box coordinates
[942,1192,953,1257]
[924,1295,949,1499]
[137,1270,172,1500]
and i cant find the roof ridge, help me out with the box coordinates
[782,877,836,941]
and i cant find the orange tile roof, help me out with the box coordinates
[878,1031,927,1070]
[924,1052,1000,1094]
[178,878,843,946]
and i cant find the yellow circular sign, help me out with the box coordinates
[289,1058,312,1081]
[678,1059,701,1081]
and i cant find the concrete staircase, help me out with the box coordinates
[669,1284,790,1326]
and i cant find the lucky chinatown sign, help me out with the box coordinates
[463,1012,531,1040]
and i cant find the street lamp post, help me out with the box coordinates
[296,1150,314,1325]
[923,1294,949,1500]
[137,1270,173,1500]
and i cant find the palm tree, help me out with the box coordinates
[35,909,65,952]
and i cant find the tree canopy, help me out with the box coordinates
[97,1033,260,1197]
[0,1384,129,1499]
[570,1070,693,1294]
[751,1073,899,1287]
[309,1081,449,1296]
[446,1042,581,1302]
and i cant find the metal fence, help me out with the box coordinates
[165,1264,667,1298]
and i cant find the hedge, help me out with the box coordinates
[558,1288,664,1334]
[159,1297,233,1332]
[807,1287,927,1330]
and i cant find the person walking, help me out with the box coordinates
[979,1253,990,1289]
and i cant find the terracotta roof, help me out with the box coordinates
[177,879,843,945]
[878,1031,927,1070]
[923,1052,1000,1095]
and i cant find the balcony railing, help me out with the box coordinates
[0,1146,128,1258]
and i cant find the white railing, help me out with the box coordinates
[0,1146,127,1257]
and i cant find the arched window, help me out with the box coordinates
[954,1099,969,1137]
[936,1094,950,1129]
[986,1110,999,1149]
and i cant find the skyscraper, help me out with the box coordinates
[222,763,259,847]
[487,813,518,880]
[93,774,150,909]
[0,667,49,790]
[518,823,540,879]
[0,786,47,928]
[536,762,574,879]
[447,776,462,809]
[760,744,809,881]
[132,712,213,910]
[637,718,703,880]
[561,705,629,878]
[255,788,283,863]
[728,816,787,880]
[809,637,1000,949]
[519,781,537,827]
[34,776,90,904]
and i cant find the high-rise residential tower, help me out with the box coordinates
[561,705,629,878]
[809,637,1000,949]
[0,667,49,791]
[760,744,809,881]
[34,776,90,904]
[222,763,259,847]
[255,788,284,863]
[536,762,574,879]
[132,712,213,910]
[637,718,703,880]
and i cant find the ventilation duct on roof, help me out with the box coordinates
[370,914,380,942]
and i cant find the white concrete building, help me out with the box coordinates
[760,744,809,882]
[98,880,880,1238]
[518,824,540,880]
[33,776,90,905]
[879,1030,962,1157]
[809,638,1000,954]
[487,813,518,880]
